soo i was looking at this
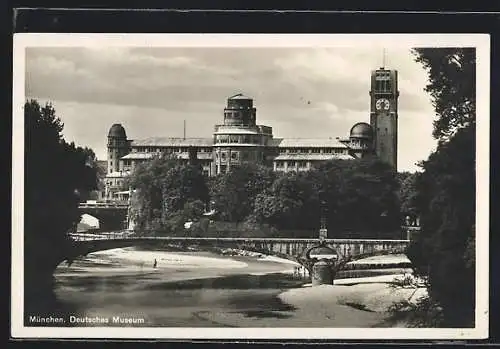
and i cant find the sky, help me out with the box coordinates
[25,46,438,172]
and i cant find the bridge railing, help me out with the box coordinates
[70,230,135,241]
[78,201,129,209]
[70,232,410,244]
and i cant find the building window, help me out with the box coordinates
[231,152,238,160]
[312,148,320,154]
[289,149,298,153]
[203,170,209,176]
[221,152,227,160]
[279,148,286,154]
[288,161,296,167]
[110,161,113,167]
[217,135,229,143]
[276,161,284,168]
[298,162,307,168]
[323,148,332,153]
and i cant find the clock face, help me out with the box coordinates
[375,98,390,111]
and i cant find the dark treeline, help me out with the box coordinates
[125,154,403,239]
[24,99,100,316]
[402,48,476,328]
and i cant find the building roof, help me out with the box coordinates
[350,122,373,139]
[273,154,354,161]
[108,124,127,138]
[270,138,349,148]
[121,153,155,160]
[228,93,252,100]
[129,137,352,149]
[131,137,213,147]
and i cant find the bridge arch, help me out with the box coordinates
[77,202,130,231]
[65,236,410,270]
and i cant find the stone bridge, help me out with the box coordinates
[67,235,410,267]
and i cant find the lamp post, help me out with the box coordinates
[319,191,328,241]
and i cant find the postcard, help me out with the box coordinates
[11,33,489,340]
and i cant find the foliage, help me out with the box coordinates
[388,296,445,328]
[125,154,178,231]
[249,158,401,238]
[407,48,476,328]
[407,125,476,327]
[412,48,475,140]
[253,172,319,230]
[209,163,276,222]
[24,99,98,297]
[314,157,401,238]
[397,171,419,216]
[125,154,209,233]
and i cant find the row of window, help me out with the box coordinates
[215,134,264,144]
[125,146,352,155]
[123,159,212,167]
[275,161,308,168]
[279,148,348,154]
[215,151,262,161]
[132,147,213,153]
[374,79,393,93]
[224,111,255,119]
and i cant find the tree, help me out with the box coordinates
[412,48,475,140]
[314,158,400,238]
[406,48,476,327]
[125,153,209,233]
[161,162,209,218]
[253,172,319,231]
[125,154,178,231]
[408,125,475,327]
[209,163,276,223]
[24,100,98,311]
[398,171,419,222]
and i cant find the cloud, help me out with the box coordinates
[25,46,437,172]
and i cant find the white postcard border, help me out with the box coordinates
[11,33,490,340]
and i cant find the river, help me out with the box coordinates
[44,246,306,327]
[25,246,422,328]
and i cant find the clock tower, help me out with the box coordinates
[369,67,399,170]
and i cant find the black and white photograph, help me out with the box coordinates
[11,34,489,340]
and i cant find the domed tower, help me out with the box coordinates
[349,122,374,159]
[223,93,256,126]
[107,124,129,174]
[213,93,273,175]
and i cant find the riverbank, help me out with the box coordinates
[44,247,426,328]
[194,275,427,328]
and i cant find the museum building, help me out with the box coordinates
[104,67,399,201]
